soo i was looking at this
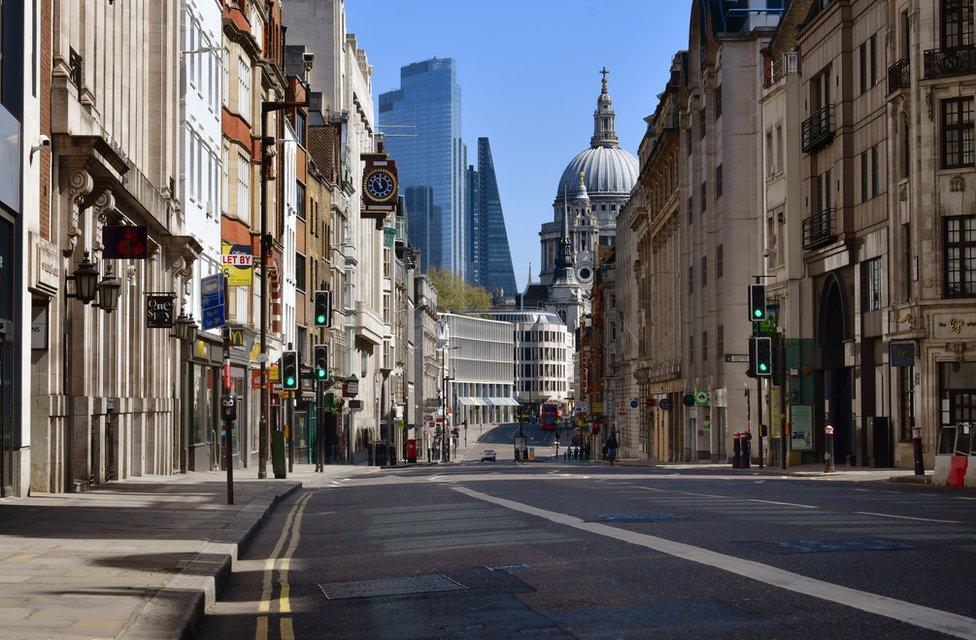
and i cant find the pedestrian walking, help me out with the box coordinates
[606,433,619,466]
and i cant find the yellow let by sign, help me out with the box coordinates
[269,363,280,382]
[221,243,253,287]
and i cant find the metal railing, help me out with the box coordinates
[802,208,836,250]
[887,59,910,95]
[924,44,976,80]
[801,106,834,153]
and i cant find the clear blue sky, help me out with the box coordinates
[346,1,692,291]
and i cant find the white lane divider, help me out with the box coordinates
[748,498,818,509]
[855,511,962,525]
[452,485,976,640]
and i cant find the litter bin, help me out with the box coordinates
[272,430,287,479]
[741,432,752,469]
[732,432,742,468]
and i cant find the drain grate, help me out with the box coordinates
[318,574,467,600]
[485,563,532,573]
[772,539,913,553]
[594,513,683,523]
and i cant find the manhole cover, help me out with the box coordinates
[772,539,912,553]
[318,574,467,599]
[593,513,683,523]
[485,563,532,573]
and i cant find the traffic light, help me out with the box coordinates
[748,284,766,322]
[314,344,329,381]
[314,290,331,327]
[753,337,772,377]
[281,350,300,390]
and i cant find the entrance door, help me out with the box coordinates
[825,368,854,464]
[0,319,12,496]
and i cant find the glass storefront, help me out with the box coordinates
[0,215,14,495]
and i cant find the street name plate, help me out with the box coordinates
[725,354,749,363]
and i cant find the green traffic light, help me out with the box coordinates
[316,314,326,324]
[753,309,762,318]
[286,377,296,387]
[317,369,326,379]
[759,363,768,372]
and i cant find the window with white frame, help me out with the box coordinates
[238,55,251,120]
[237,152,249,220]
[222,47,230,108]
[221,146,229,214]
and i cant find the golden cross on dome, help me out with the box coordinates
[600,67,610,82]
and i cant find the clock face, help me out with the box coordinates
[365,169,396,202]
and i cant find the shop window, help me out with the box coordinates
[942,97,974,169]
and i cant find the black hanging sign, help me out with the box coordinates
[146,293,176,329]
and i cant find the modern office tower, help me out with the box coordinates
[379,58,466,278]
[474,138,517,297]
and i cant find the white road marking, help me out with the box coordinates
[453,485,976,640]
[855,511,962,524]
[748,499,818,509]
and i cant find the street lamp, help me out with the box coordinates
[95,264,123,313]
[173,310,199,344]
[67,252,100,304]
[257,97,308,479]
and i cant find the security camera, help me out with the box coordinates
[303,51,314,71]
[29,135,51,163]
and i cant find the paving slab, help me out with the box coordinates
[0,463,362,639]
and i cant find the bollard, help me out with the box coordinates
[742,432,752,469]
[911,426,924,476]
[824,424,835,473]
[732,432,742,468]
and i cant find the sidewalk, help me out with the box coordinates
[0,463,359,640]
[611,459,929,482]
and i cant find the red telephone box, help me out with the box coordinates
[407,439,417,463]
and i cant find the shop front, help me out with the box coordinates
[186,335,222,471]
[0,213,16,496]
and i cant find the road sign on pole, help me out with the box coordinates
[201,273,225,330]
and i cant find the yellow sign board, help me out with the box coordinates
[221,243,253,287]
[592,402,604,413]
[269,363,279,382]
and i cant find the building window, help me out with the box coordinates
[942,98,974,169]
[714,85,722,119]
[942,0,974,49]
[870,34,878,87]
[863,257,882,310]
[294,111,306,148]
[812,169,832,212]
[222,47,230,107]
[295,253,306,292]
[859,41,867,94]
[701,255,707,288]
[766,130,774,177]
[944,215,976,297]
[717,324,724,361]
[237,55,251,120]
[699,108,706,139]
[715,164,723,198]
[716,244,724,279]
[688,265,694,295]
[689,334,695,364]
[702,331,708,363]
[296,181,306,219]
[700,181,707,213]
[871,145,880,198]
[688,196,693,225]
[237,153,249,221]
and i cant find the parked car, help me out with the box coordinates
[481,449,497,462]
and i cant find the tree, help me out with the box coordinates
[427,267,492,312]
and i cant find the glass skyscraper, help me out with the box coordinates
[472,137,517,297]
[379,58,466,277]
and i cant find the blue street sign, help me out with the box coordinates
[201,273,225,330]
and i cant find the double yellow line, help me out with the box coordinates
[255,491,312,640]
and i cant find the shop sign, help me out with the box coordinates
[201,273,225,330]
[221,243,253,286]
[694,390,710,406]
[890,342,916,367]
[592,402,604,413]
[31,305,48,350]
[342,376,359,398]
[616,406,626,415]
[102,225,148,259]
[659,398,673,411]
[146,293,176,329]
[29,232,59,296]
[573,402,588,414]
[790,405,813,451]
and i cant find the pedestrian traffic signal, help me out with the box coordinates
[281,350,300,390]
[314,290,331,327]
[748,284,766,322]
[753,337,772,377]
[314,344,329,381]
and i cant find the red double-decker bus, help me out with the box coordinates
[539,402,562,431]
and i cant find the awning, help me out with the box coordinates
[479,397,519,407]
[458,397,476,406]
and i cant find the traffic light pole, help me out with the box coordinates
[754,276,764,470]
[221,310,235,506]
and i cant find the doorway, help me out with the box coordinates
[818,272,854,464]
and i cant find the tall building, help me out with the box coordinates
[379,58,466,278]
[473,138,517,297]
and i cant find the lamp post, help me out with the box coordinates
[257,98,308,479]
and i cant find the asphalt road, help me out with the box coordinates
[460,421,575,461]
[198,463,976,640]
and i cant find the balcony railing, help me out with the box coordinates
[887,59,910,95]
[802,208,836,250]
[924,44,976,80]
[801,106,834,153]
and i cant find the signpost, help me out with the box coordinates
[146,293,175,329]
[201,273,225,331]
[724,353,750,363]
